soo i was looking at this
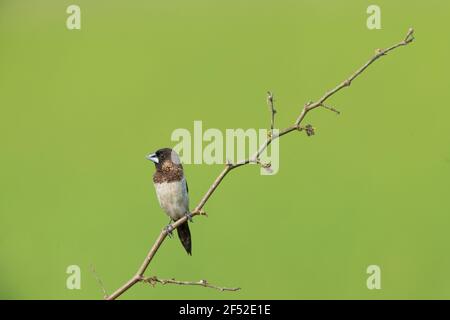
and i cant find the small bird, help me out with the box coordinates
[146,148,192,255]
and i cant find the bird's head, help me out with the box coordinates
[146,148,182,170]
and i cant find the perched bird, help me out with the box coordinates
[146,148,192,255]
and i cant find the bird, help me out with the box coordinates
[146,148,192,255]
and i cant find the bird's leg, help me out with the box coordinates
[184,211,193,223]
[164,219,174,238]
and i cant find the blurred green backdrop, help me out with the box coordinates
[1,0,449,299]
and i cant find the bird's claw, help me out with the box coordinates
[164,224,174,237]
[185,212,193,223]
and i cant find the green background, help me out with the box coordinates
[1,0,449,299]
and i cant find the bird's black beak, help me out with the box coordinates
[146,153,159,164]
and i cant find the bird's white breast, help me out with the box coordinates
[154,178,189,220]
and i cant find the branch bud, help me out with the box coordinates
[305,124,315,136]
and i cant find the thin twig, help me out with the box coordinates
[142,276,241,292]
[267,91,276,132]
[105,28,414,300]
[90,264,108,298]
[321,103,341,115]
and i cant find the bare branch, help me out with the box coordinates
[294,29,415,126]
[105,28,414,300]
[267,91,276,132]
[404,27,415,43]
[142,276,241,292]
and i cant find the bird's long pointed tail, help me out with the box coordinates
[177,222,192,255]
